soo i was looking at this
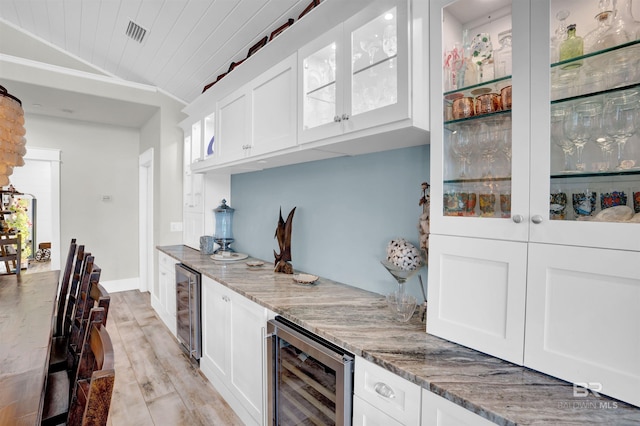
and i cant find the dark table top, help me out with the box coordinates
[0,270,60,426]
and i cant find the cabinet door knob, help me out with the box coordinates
[342,113,350,121]
[512,214,524,223]
[373,382,396,399]
[334,115,341,122]
[531,215,544,224]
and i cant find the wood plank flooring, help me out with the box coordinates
[106,290,243,426]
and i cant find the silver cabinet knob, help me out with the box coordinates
[531,215,544,224]
[333,115,341,122]
[512,214,524,223]
[342,113,350,120]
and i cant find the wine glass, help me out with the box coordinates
[563,101,603,172]
[550,105,575,171]
[476,120,500,178]
[498,118,513,177]
[450,124,474,178]
[602,90,639,170]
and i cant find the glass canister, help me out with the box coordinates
[493,29,512,79]
[213,199,235,253]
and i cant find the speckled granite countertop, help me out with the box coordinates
[158,245,640,425]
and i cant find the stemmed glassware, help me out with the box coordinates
[450,124,474,178]
[602,90,639,170]
[551,105,575,171]
[380,260,420,322]
[563,101,603,171]
[498,116,513,177]
[476,120,500,178]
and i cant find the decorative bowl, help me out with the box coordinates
[246,260,264,267]
[292,274,319,285]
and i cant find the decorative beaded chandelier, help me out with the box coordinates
[0,85,27,187]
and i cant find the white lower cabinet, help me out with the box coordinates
[152,250,178,336]
[421,390,495,426]
[353,356,421,426]
[426,234,528,365]
[200,275,272,426]
[525,243,640,407]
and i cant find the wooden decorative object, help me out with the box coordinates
[248,36,269,58]
[228,58,246,72]
[270,18,295,41]
[298,0,320,20]
[274,207,296,274]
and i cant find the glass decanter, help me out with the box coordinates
[493,29,512,78]
[559,24,584,65]
[584,0,614,54]
[598,0,640,49]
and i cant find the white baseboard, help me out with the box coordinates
[101,277,140,293]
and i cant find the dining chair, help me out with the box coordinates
[0,231,21,275]
[67,321,115,426]
[53,238,77,337]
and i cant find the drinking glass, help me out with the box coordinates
[476,120,500,178]
[563,101,603,171]
[499,115,512,177]
[450,124,474,178]
[602,90,639,170]
[550,105,575,171]
[572,191,597,218]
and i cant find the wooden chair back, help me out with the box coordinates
[62,246,88,337]
[88,281,110,326]
[54,238,77,337]
[69,266,101,368]
[67,319,115,426]
[0,231,21,275]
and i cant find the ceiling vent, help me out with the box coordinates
[125,20,147,43]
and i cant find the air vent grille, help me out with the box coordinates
[126,20,147,43]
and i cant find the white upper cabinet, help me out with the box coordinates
[216,87,251,164]
[186,0,428,174]
[298,0,410,144]
[250,53,298,156]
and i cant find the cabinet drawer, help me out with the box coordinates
[158,251,178,270]
[354,356,421,425]
[353,395,403,426]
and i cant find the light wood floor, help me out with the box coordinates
[105,290,243,426]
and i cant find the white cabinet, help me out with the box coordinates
[525,243,640,408]
[298,0,410,144]
[421,390,495,426]
[152,250,178,336]
[250,53,298,156]
[428,0,640,407]
[353,356,421,426]
[182,128,205,250]
[216,86,251,164]
[200,275,271,426]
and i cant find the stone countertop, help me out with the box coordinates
[158,245,640,425]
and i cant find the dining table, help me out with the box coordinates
[0,270,60,426]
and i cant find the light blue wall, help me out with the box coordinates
[230,145,430,299]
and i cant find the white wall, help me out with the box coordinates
[25,114,140,282]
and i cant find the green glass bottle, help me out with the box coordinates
[559,24,583,68]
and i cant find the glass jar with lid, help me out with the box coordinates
[493,29,512,78]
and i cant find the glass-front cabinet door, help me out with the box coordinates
[299,0,409,144]
[529,0,640,251]
[431,0,528,243]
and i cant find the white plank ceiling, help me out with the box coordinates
[0,0,314,105]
